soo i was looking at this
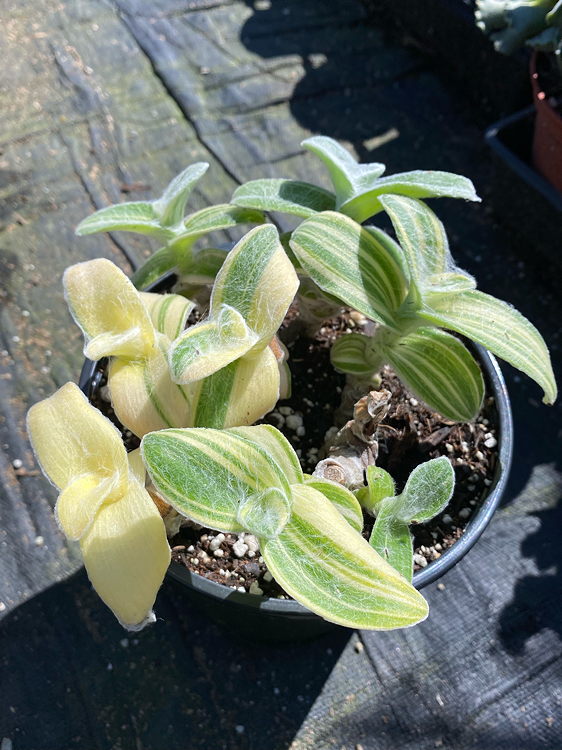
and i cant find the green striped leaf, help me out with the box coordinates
[228,425,303,485]
[420,290,557,404]
[369,507,413,582]
[140,292,194,341]
[181,204,265,241]
[191,346,281,429]
[237,487,292,538]
[378,195,450,281]
[356,466,395,516]
[385,326,484,421]
[170,225,298,385]
[303,477,364,532]
[153,162,209,227]
[141,428,292,532]
[179,248,228,285]
[427,271,476,294]
[232,179,336,218]
[261,484,428,629]
[290,212,408,328]
[302,136,385,208]
[341,171,481,223]
[132,246,178,290]
[76,202,172,240]
[331,333,375,376]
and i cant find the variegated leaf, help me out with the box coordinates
[153,162,209,227]
[330,333,375,376]
[132,246,177,290]
[181,204,265,240]
[64,258,155,360]
[76,202,173,239]
[290,212,407,328]
[378,195,451,281]
[420,290,557,404]
[303,476,364,532]
[190,346,280,429]
[179,248,229,285]
[231,179,336,217]
[384,327,485,422]
[261,484,428,629]
[108,339,192,438]
[141,427,292,532]
[237,487,292,538]
[302,136,385,207]
[140,292,194,341]
[80,474,170,630]
[427,271,476,294]
[340,171,481,223]
[227,424,303,485]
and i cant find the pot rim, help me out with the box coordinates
[79,273,513,619]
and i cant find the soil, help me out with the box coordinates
[90,307,500,599]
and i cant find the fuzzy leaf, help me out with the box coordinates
[427,271,476,294]
[228,425,303,485]
[369,507,413,582]
[141,427,292,532]
[394,456,455,523]
[290,212,407,328]
[76,202,172,239]
[341,171,481,223]
[80,475,170,630]
[237,487,292,538]
[356,466,395,515]
[108,341,192,438]
[420,290,557,404]
[153,162,209,226]
[261,484,428,629]
[232,179,336,217]
[303,477,364,532]
[181,204,265,241]
[140,292,194,341]
[384,327,485,422]
[378,195,451,281]
[64,258,155,360]
[179,248,229,285]
[302,136,385,207]
[190,346,281,429]
[27,382,129,532]
[132,246,178,290]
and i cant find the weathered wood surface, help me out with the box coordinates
[0,0,561,748]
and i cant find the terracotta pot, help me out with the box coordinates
[531,51,562,193]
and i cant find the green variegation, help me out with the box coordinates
[232,179,336,217]
[140,292,194,341]
[331,333,377,376]
[369,457,455,581]
[355,466,395,516]
[141,425,429,630]
[420,290,557,404]
[169,224,299,385]
[75,201,173,240]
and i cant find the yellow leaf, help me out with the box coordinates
[64,258,155,360]
[80,476,170,630]
[56,472,120,540]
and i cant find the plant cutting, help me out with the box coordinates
[476,0,562,191]
[27,137,556,636]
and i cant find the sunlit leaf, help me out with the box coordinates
[76,202,172,239]
[232,178,336,217]
[153,162,209,226]
[132,246,178,290]
[303,476,364,532]
[140,292,194,341]
[330,333,375,376]
[237,487,292,538]
[356,465,395,516]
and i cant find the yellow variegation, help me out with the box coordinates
[27,383,170,629]
[142,425,428,630]
[64,259,193,437]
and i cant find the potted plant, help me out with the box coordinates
[27,137,556,639]
[476,0,562,191]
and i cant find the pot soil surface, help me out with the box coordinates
[91,310,499,599]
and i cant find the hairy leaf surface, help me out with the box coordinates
[232,178,336,217]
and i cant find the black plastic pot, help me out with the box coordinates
[485,106,562,268]
[79,277,513,642]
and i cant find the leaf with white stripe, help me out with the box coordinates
[303,476,364,532]
[290,212,407,328]
[340,171,481,223]
[141,428,292,532]
[180,204,265,245]
[331,333,375,376]
[378,195,451,282]
[132,246,177,290]
[232,179,336,217]
[302,136,385,208]
[170,225,298,384]
[228,425,303,485]
[153,162,209,227]
[385,327,485,421]
[261,484,428,630]
[420,290,557,404]
[140,292,194,341]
